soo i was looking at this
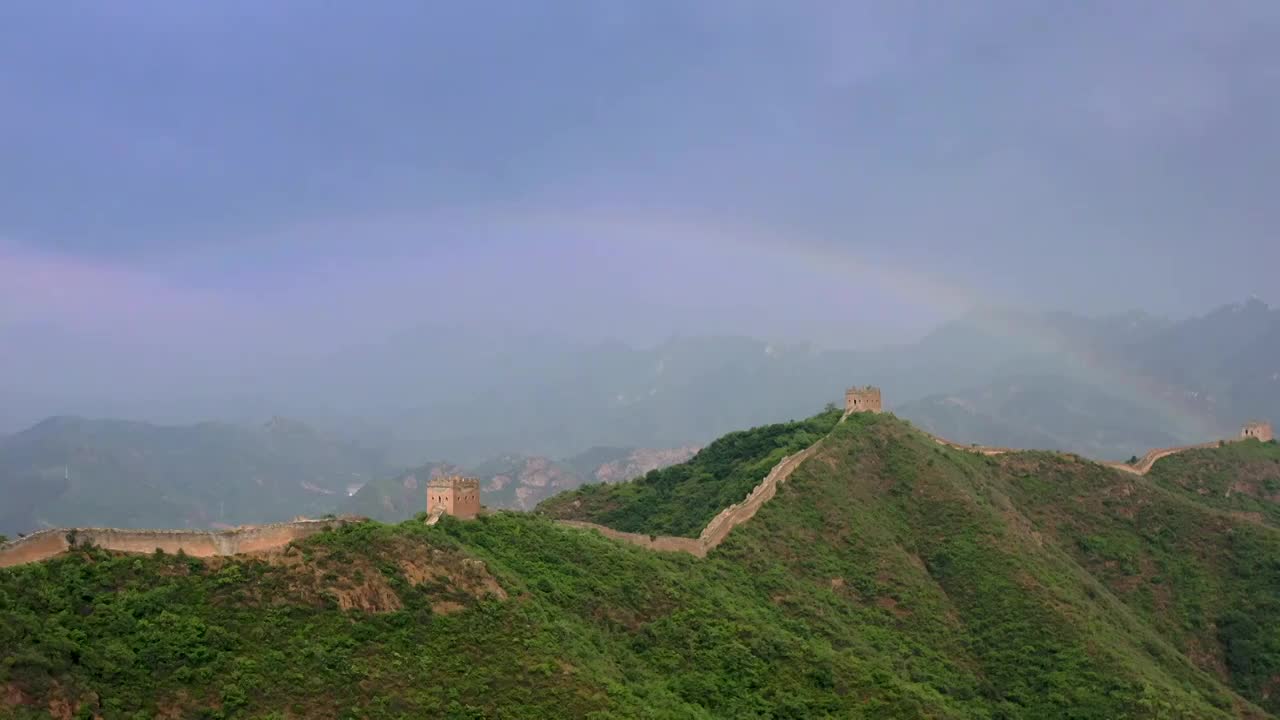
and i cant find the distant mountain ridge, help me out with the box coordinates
[335,299,1277,464]
[342,444,700,522]
[895,299,1280,458]
[0,415,391,536]
[3,299,1276,532]
[6,410,1280,717]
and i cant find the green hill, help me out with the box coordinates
[2,412,1278,718]
[1144,439,1280,527]
[538,407,841,537]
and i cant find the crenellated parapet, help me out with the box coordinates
[844,386,882,414]
[427,475,481,520]
[1242,420,1274,442]
[0,517,360,570]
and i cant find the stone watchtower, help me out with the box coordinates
[1242,421,1274,443]
[427,475,481,520]
[845,385,883,414]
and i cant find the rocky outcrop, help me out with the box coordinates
[591,446,701,484]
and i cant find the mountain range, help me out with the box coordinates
[328,298,1280,464]
[4,409,1278,718]
[340,445,700,523]
[0,416,390,537]
[0,412,697,537]
[2,299,1277,535]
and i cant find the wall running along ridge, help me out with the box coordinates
[561,419,1270,558]
[928,434,1229,475]
[0,518,355,569]
[4,408,1267,567]
[558,442,824,558]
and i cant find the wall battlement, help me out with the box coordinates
[1242,421,1274,442]
[428,475,481,520]
[844,386,882,414]
[0,517,359,570]
[428,475,480,490]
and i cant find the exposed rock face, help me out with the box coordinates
[480,456,582,511]
[592,446,700,484]
[345,446,701,520]
[480,448,701,511]
[258,539,507,614]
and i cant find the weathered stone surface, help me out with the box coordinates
[558,442,823,558]
[0,518,356,569]
[844,386,882,414]
[427,475,481,520]
[1242,421,1274,442]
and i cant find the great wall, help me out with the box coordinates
[555,390,1275,557]
[0,518,354,570]
[558,442,824,558]
[0,386,1272,568]
[926,436,1227,475]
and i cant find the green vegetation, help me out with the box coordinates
[997,442,1280,712]
[1144,439,1280,527]
[538,408,841,537]
[3,412,1278,718]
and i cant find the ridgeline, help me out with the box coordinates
[3,411,1280,718]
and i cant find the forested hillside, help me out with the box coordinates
[3,413,1278,718]
[538,408,840,537]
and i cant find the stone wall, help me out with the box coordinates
[555,520,704,556]
[0,529,68,569]
[0,518,354,570]
[427,476,481,520]
[560,419,1268,561]
[1100,442,1221,475]
[928,435,1019,456]
[558,442,824,558]
[695,442,823,552]
[1242,421,1275,443]
[930,432,1231,476]
[845,386,882,414]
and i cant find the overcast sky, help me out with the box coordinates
[2,1,1279,422]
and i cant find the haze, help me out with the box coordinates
[2,1,1278,435]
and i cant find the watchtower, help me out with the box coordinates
[845,386,883,414]
[1241,421,1274,443]
[427,475,481,520]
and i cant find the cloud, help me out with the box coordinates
[0,240,236,338]
[1,0,1278,410]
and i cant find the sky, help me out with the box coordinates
[2,1,1279,425]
